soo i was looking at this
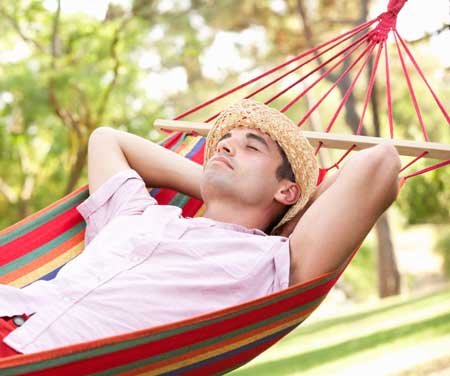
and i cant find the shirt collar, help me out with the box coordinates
[185,216,268,236]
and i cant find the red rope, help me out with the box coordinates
[169,0,448,180]
[324,145,357,171]
[297,42,376,127]
[280,35,370,113]
[203,20,375,124]
[264,33,371,109]
[324,43,376,134]
[403,159,450,180]
[368,0,406,43]
[395,31,450,125]
[356,43,384,135]
[394,32,429,142]
[384,40,394,138]
[174,19,377,121]
[399,151,429,173]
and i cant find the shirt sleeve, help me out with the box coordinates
[76,169,157,246]
[271,236,291,292]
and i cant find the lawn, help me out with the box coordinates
[229,286,450,376]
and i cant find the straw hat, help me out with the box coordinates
[204,99,319,235]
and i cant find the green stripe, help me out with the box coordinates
[169,133,188,152]
[0,190,88,247]
[1,275,335,374]
[91,298,322,376]
[169,193,191,208]
[0,222,85,277]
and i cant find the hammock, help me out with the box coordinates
[0,0,448,374]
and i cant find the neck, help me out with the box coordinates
[202,200,274,233]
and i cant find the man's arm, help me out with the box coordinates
[288,142,401,285]
[87,127,203,198]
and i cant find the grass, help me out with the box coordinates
[229,286,450,376]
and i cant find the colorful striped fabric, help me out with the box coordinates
[0,131,357,375]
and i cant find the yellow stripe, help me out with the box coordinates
[194,205,206,217]
[10,243,84,288]
[125,305,319,376]
[178,135,201,157]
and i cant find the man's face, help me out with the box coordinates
[201,127,285,208]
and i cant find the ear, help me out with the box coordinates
[273,181,301,206]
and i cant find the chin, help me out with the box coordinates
[201,173,237,199]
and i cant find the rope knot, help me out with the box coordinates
[369,0,407,43]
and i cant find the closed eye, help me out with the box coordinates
[247,145,259,151]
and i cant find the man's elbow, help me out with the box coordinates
[370,142,401,205]
[89,126,116,145]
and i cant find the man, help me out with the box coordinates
[0,99,401,357]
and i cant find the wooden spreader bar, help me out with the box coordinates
[155,119,450,160]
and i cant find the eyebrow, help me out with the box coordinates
[246,133,269,150]
[219,132,269,150]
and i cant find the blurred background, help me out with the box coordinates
[0,0,449,374]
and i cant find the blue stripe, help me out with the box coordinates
[149,188,160,198]
[161,324,298,376]
[38,264,65,282]
[185,137,205,159]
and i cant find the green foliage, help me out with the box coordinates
[435,228,450,278]
[396,168,450,225]
[342,242,377,301]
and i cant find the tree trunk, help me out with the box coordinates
[64,138,88,194]
[369,61,401,297]
[375,212,401,297]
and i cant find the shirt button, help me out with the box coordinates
[12,316,26,327]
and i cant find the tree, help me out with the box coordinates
[0,1,170,226]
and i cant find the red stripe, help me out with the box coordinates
[0,208,83,266]
[153,189,178,206]
[162,132,184,150]
[189,143,205,165]
[0,185,86,238]
[16,275,336,375]
[181,198,204,218]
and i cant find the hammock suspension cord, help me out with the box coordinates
[162,0,449,183]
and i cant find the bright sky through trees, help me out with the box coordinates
[5,0,450,101]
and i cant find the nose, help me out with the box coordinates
[216,137,235,155]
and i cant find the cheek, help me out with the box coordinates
[242,157,278,182]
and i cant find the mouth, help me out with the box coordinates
[210,155,234,170]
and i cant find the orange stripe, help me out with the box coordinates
[0,185,87,237]
[0,231,85,285]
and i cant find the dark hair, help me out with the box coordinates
[264,143,296,235]
[275,143,295,182]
